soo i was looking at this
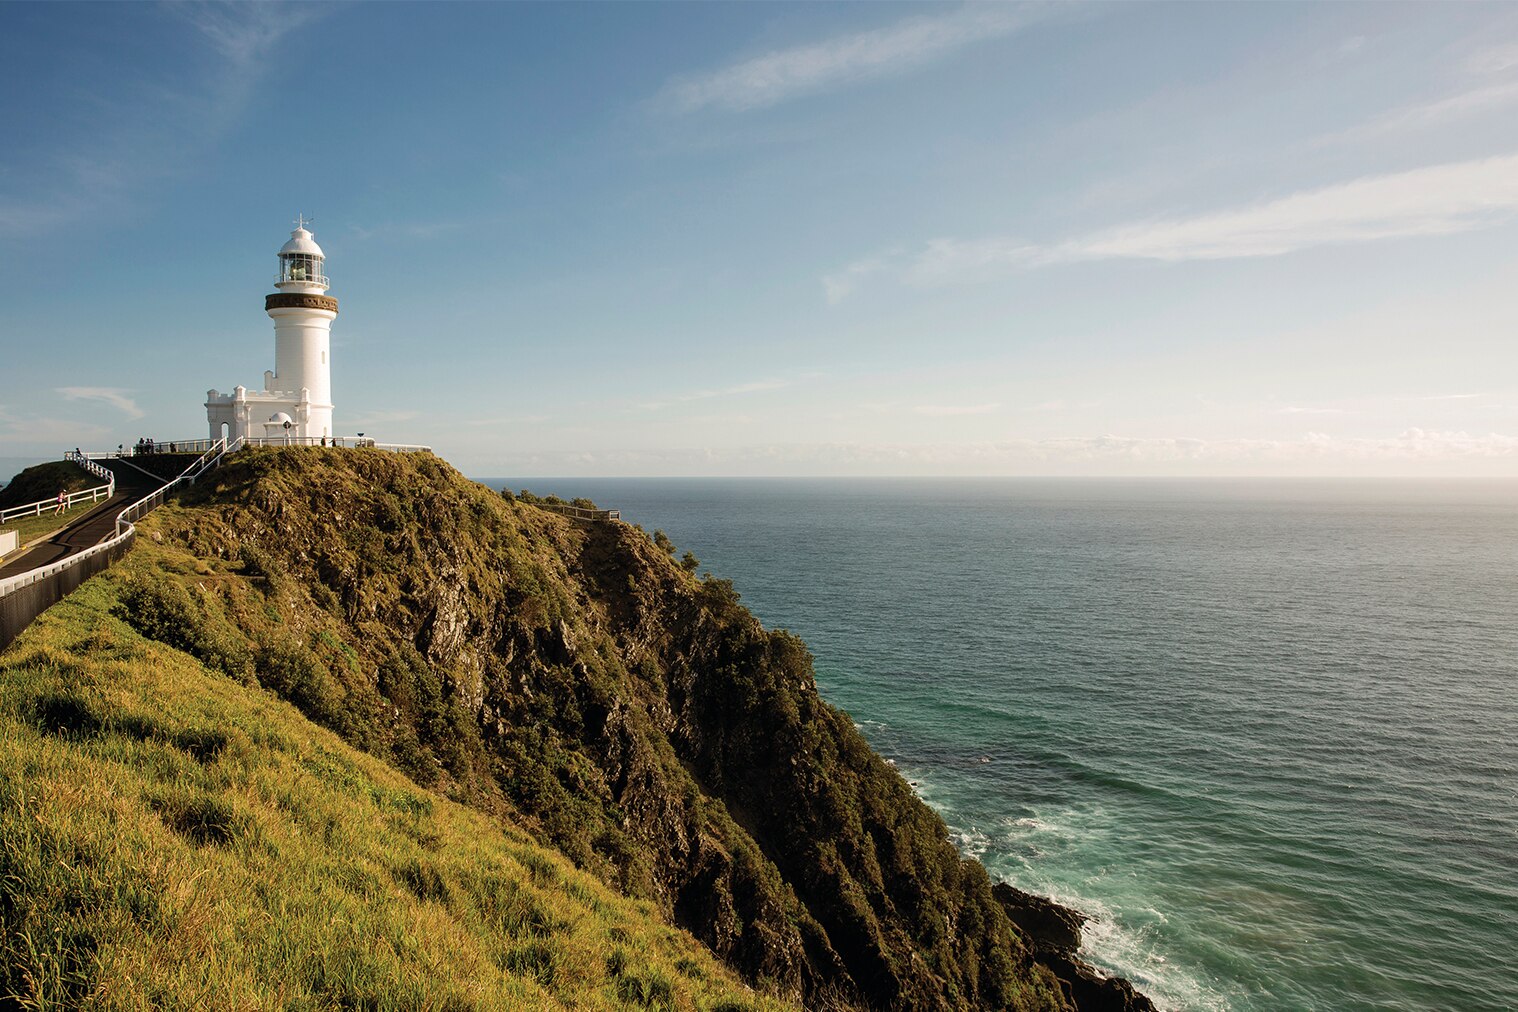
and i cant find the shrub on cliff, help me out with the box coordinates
[116,570,252,681]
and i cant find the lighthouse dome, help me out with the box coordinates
[280,227,325,258]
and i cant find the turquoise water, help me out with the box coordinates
[489,478,1518,1011]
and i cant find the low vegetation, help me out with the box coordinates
[0,448,1081,1009]
[0,461,95,512]
[0,577,787,1011]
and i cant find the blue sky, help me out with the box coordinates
[3,1,1518,477]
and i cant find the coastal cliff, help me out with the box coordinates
[2,448,1151,1010]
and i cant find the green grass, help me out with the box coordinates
[0,448,1074,1010]
[1,458,112,550]
[1,506,83,548]
[0,462,95,512]
[0,577,791,1012]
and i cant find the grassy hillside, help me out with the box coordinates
[63,446,1081,1011]
[0,461,95,511]
[0,577,789,1011]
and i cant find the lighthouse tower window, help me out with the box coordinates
[280,254,325,286]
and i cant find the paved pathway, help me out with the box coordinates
[0,467,160,579]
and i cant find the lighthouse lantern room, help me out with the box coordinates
[206,217,339,443]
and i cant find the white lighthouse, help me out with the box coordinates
[206,217,339,443]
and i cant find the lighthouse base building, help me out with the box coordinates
[206,221,338,443]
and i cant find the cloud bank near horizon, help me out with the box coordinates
[461,429,1518,477]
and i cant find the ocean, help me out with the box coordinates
[482,477,1518,1011]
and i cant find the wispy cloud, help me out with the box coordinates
[689,379,792,400]
[1419,392,1483,401]
[0,417,112,452]
[173,2,319,69]
[1276,406,1355,415]
[466,414,552,428]
[345,409,420,426]
[56,387,145,420]
[1053,153,1518,261]
[1024,399,1099,412]
[1012,428,1518,464]
[823,251,903,304]
[655,4,1042,114]
[1466,41,1518,76]
[827,152,1518,297]
[640,377,801,411]
[1336,35,1368,59]
[1336,81,1518,142]
[1,4,325,239]
[913,402,1001,417]
[350,220,466,243]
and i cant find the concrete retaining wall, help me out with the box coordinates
[0,531,16,558]
[0,532,134,652]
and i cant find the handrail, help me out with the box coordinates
[0,522,131,599]
[83,435,431,456]
[105,454,170,485]
[1,484,114,525]
[236,435,431,452]
[65,450,116,487]
[534,502,621,523]
[274,272,328,287]
[3,433,427,593]
[115,436,238,537]
[0,437,238,600]
[85,438,222,458]
[0,451,116,525]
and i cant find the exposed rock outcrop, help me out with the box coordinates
[993,883,1157,1012]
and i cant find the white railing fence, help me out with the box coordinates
[84,437,223,458]
[236,435,432,452]
[113,436,241,537]
[0,438,236,600]
[1,451,116,525]
[2,433,430,602]
[84,435,431,457]
[533,502,622,523]
[0,485,114,526]
[65,450,116,486]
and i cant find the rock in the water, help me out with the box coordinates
[993,882,1087,955]
[992,882,1157,1012]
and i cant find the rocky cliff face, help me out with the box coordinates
[120,448,1146,1010]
